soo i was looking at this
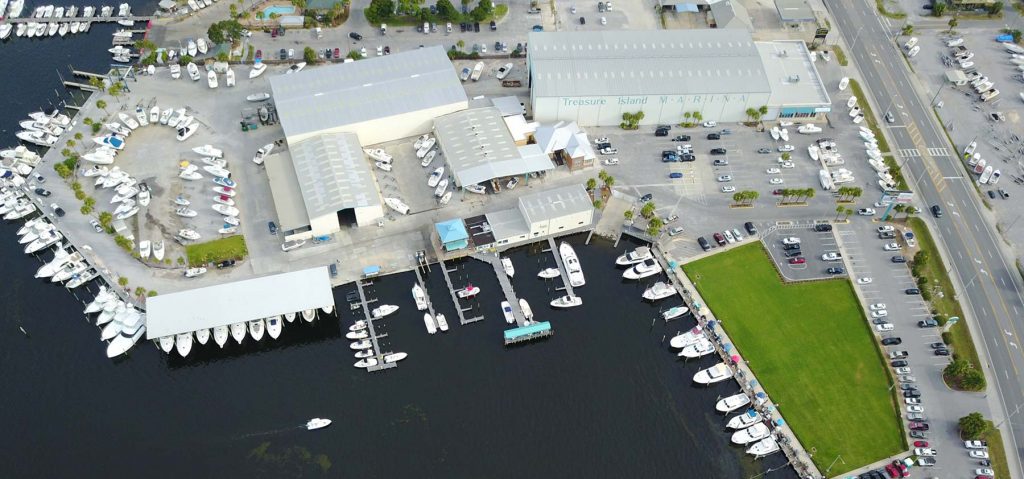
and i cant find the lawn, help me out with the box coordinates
[683,243,905,474]
[185,235,248,266]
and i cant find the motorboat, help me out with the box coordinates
[249,62,269,79]
[518,298,534,321]
[372,304,399,318]
[727,409,762,429]
[138,240,151,259]
[623,258,662,280]
[213,176,236,188]
[974,158,987,175]
[355,357,379,368]
[175,332,193,357]
[159,334,177,353]
[213,194,235,206]
[384,352,408,363]
[302,309,316,322]
[671,326,703,348]
[226,69,235,87]
[106,324,146,358]
[715,393,751,412]
[375,161,392,172]
[230,322,246,344]
[990,169,1002,185]
[615,246,652,265]
[797,124,822,134]
[97,300,124,326]
[769,127,780,141]
[457,284,480,298]
[559,242,586,287]
[17,131,58,147]
[266,316,282,339]
[412,283,428,310]
[732,423,771,445]
[207,70,218,88]
[438,190,453,206]
[179,169,202,181]
[186,39,198,57]
[779,129,789,142]
[434,179,448,197]
[223,215,240,226]
[25,230,62,254]
[979,165,994,184]
[104,122,132,137]
[436,313,449,332]
[195,328,210,345]
[51,261,88,283]
[212,204,239,216]
[423,313,437,334]
[213,186,235,197]
[203,165,230,178]
[84,286,114,314]
[692,362,733,384]
[538,268,560,279]
[465,184,487,195]
[506,177,519,190]
[176,124,199,141]
[414,134,431,150]
[427,167,445,187]
[187,62,201,81]
[134,106,148,126]
[346,329,369,340]
[184,267,206,277]
[117,111,139,130]
[246,92,271,103]
[350,339,373,350]
[642,282,676,301]
[354,348,374,359]
[364,148,392,162]
[248,318,266,341]
[286,62,307,74]
[501,301,514,324]
[66,269,98,289]
[349,321,367,332]
[383,197,410,215]
[846,96,857,108]
[420,150,436,167]
[678,338,716,358]
[252,143,274,165]
[501,257,515,277]
[196,37,209,55]
[175,206,197,217]
[838,77,849,91]
[747,437,780,457]
[550,295,582,308]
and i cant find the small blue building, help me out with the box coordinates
[435,219,469,251]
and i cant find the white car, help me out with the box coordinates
[600,16,607,25]
[717,175,732,182]
[360,47,367,57]
[874,201,888,208]
[782,237,801,245]
[780,161,795,168]
[907,405,923,413]
[777,144,795,152]
[904,397,920,404]
[766,167,781,174]
[969,450,989,459]
[914,448,936,457]
[870,303,887,310]
[876,323,894,332]
[877,225,895,233]
[376,45,383,56]
[883,242,901,251]
[821,252,841,261]
[769,178,784,185]
[857,208,876,216]
[594,137,609,144]
[857,277,873,285]
[975,469,995,477]
[446,22,452,32]
[721,186,736,193]
[870,310,888,318]
[602,158,619,165]
[703,121,718,128]
[896,367,912,375]
[723,230,736,243]
[731,228,745,241]
[964,440,988,449]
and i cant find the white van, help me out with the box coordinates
[423,22,429,34]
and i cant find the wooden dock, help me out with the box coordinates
[438,258,484,325]
[5,15,154,23]
[355,280,397,373]
[545,238,576,298]
[469,252,526,327]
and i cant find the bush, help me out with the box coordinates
[959,412,989,440]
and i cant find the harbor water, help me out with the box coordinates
[0,14,795,476]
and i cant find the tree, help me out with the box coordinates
[932,2,945,16]
[848,186,862,202]
[988,1,1003,15]
[95,99,107,114]
[959,412,989,440]
[640,201,656,219]
[80,205,93,215]
[88,76,106,93]
[947,16,958,33]
[804,188,815,203]
[365,0,396,24]
[962,369,986,390]
[457,39,466,50]
[107,82,124,105]
[892,204,906,219]
[98,212,113,228]
[646,217,664,237]
[745,190,759,205]
[624,210,634,221]
[592,199,603,209]
[745,107,758,123]
[732,191,744,205]
[134,38,156,53]
[471,0,494,21]
[901,23,914,36]
[118,276,129,287]
[436,0,459,19]
[835,205,845,221]
[148,290,158,297]
[84,197,96,209]
[256,10,265,23]
[914,249,929,265]
[207,19,244,44]
[53,163,71,179]
[781,152,791,161]
[598,169,609,181]
[304,46,318,63]
[603,175,615,189]
[843,208,854,220]
[758,105,768,118]
[586,178,597,191]
[179,54,194,66]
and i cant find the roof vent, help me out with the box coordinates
[788,75,801,83]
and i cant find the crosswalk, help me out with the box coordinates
[926,147,950,157]
[899,148,920,158]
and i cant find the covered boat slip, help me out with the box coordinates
[145,267,336,339]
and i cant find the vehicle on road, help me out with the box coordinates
[930,204,943,217]
[89,219,103,233]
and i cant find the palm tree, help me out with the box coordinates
[746,190,760,205]
[849,186,863,202]
[804,188,815,203]
[745,107,758,123]
[586,178,597,191]
[96,100,107,114]
[843,208,855,220]
[603,175,615,189]
[836,186,850,201]
[948,17,958,33]
[758,105,768,118]
[835,205,845,221]
[732,192,744,206]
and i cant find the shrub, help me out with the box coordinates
[959,412,989,440]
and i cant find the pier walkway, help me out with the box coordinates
[438,258,484,325]
[544,238,575,298]
[5,16,154,23]
[355,280,396,373]
[469,252,526,327]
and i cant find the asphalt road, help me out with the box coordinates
[828,0,1024,474]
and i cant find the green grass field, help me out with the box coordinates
[683,243,904,473]
[186,235,248,266]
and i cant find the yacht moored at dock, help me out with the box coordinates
[694,363,734,385]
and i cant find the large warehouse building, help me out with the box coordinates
[527,29,830,125]
[269,46,469,145]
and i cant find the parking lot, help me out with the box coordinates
[761,224,844,281]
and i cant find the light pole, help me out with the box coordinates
[995,403,1024,429]
[965,267,988,289]
[849,25,866,51]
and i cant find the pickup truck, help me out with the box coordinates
[821,252,842,261]
[502,79,522,87]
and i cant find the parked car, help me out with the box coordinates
[717,175,732,182]
[349,32,363,40]
[969,450,990,459]
[916,457,936,467]
[789,257,806,264]
[490,20,497,30]
[883,242,901,251]
[858,208,876,215]
[870,303,886,310]
[872,318,890,325]
[640,193,653,202]
[783,243,801,251]
[669,172,683,179]
[744,222,757,235]
[707,133,721,140]
[668,226,684,236]
[814,223,832,232]
[89,219,103,233]
[757,147,772,154]
[216,259,236,269]
[672,135,691,141]
[918,318,939,327]
[964,440,988,449]
[891,359,908,367]
[721,186,736,193]
[655,126,669,136]
[784,250,802,258]
[697,237,711,251]
[897,367,913,375]
[49,203,65,217]
[905,288,921,295]
[710,147,727,155]
[781,236,801,245]
[34,187,50,197]
[934,348,951,356]
[914,447,935,457]
[891,255,907,263]
[881,337,902,345]
[713,159,729,166]
[268,221,278,235]
[826,267,845,274]
[821,252,842,261]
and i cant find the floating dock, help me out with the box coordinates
[439,258,484,325]
[355,280,397,373]
[470,252,526,327]
[5,15,154,23]
[545,238,576,298]
[504,321,554,345]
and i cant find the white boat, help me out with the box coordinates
[51,261,87,283]
[519,298,534,320]
[501,301,514,324]
[732,423,771,445]
[225,68,235,87]
[304,417,332,430]
[266,316,282,339]
[106,325,146,358]
[354,357,378,368]
[184,267,206,277]
[538,268,560,279]
[692,362,733,384]
[974,158,987,174]
[175,332,193,357]
[383,197,410,215]
[715,393,751,412]
[769,127,780,141]
[439,191,453,206]
[423,313,437,334]
[427,166,445,187]
[213,185,235,196]
[434,179,448,197]
[990,169,1002,185]
[246,91,270,102]
[436,313,449,332]
[779,129,789,142]
[193,328,211,345]
[797,124,822,134]
[375,161,392,172]
[465,184,487,195]
[207,70,218,88]
[208,325,227,347]
[248,318,266,341]
[747,437,780,457]
[186,39,197,57]
[623,258,662,280]
[354,348,374,358]
[167,109,185,128]
[252,143,274,165]
[211,204,238,216]
[414,134,431,150]
[979,165,994,184]
[384,352,408,363]
[84,287,114,314]
[838,77,849,91]
[642,282,676,301]
[616,246,652,265]
[159,335,176,353]
[501,257,515,277]
[197,38,208,55]
[202,165,229,177]
[302,309,316,322]
[372,304,399,318]
[346,329,369,340]
[559,242,586,287]
[412,283,428,310]
[679,338,716,358]
[550,295,582,308]
[420,149,436,167]
[66,269,98,289]
[213,194,235,206]
[187,62,200,81]
[847,96,857,108]
[285,62,306,74]
[176,206,197,217]
[230,323,246,343]
[364,148,392,162]
[457,284,480,298]
[727,410,762,429]
[25,230,62,254]
[176,124,198,141]
[138,240,151,259]
[672,325,707,347]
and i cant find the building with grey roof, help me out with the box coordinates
[269,46,468,145]
[266,132,384,240]
[527,30,830,125]
[434,107,556,188]
[756,41,831,118]
[774,0,815,22]
[481,184,594,247]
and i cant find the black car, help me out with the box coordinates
[579,16,585,24]
[349,32,362,41]
[474,22,480,32]
[934,348,951,356]
[640,193,653,202]
[279,48,287,60]
[34,187,51,197]
[905,288,921,295]
[329,263,338,278]
[697,237,711,251]
[744,222,758,235]
[930,204,943,218]
[325,48,332,58]
[52,206,65,217]
[918,318,938,327]
[707,133,721,140]
[655,127,669,137]
[680,154,696,162]
[827,267,845,274]
[784,249,802,258]
[460,22,467,32]
[891,359,908,367]
[757,147,771,154]
[783,243,801,251]
[597,142,611,150]
[903,390,921,398]
[909,431,927,439]
[878,231,895,239]
[814,223,832,232]
[216,259,236,269]
[710,148,727,155]
[872,318,889,325]
[891,255,907,263]
[268,221,278,235]
[489,20,497,30]
[881,337,902,345]
[672,135,690,141]
[988,190,997,199]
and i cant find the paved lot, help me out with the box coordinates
[762,225,842,281]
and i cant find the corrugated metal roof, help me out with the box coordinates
[434,107,555,186]
[518,184,592,225]
[756,41,831,108]
[269,46,468,141]
[290,132,381,219]
[264,150,311,231]
[146,267,335,339]
[528,30,771,97]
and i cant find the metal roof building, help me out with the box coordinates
[145,267,335,339]
[269,46,469,145]
[482,184,594,247]
[756,41,831,118]
[434,107,555,187]
[774,0,816,22]
[527,30,830,125]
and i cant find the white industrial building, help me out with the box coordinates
[269,46,469,145]
[527,29,830,125]
[460,184,594,250]
[265,132,384,241]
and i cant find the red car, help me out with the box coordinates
[333,47,341,59]
[772,189,784,195]
[255,49,262,60]
[271,28,278,38]
[884,464,898,478]
[913,441,929,448]
[788,257,806,264]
